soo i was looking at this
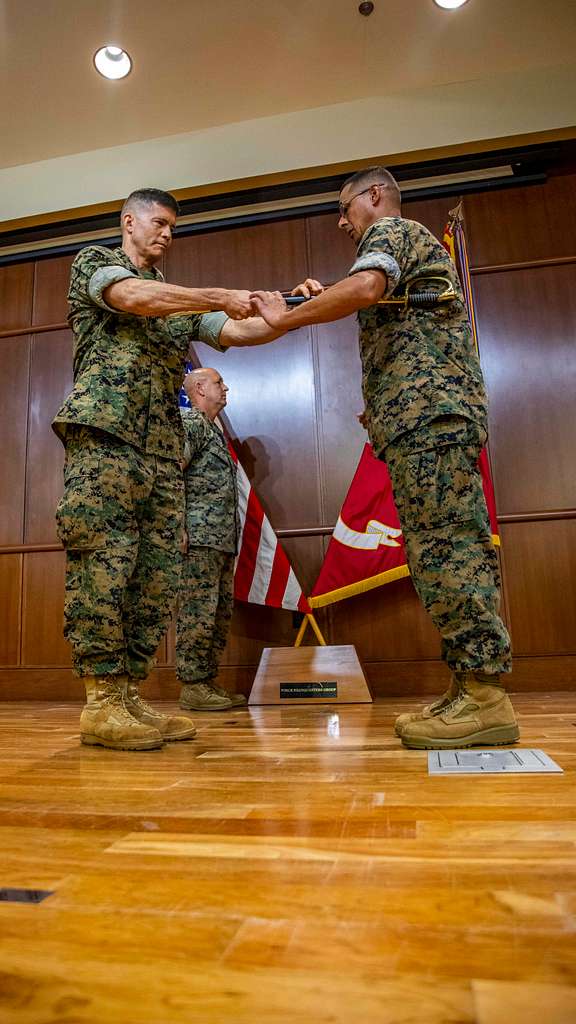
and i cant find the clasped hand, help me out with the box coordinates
[250,278,324,327]
[222,290,256,320]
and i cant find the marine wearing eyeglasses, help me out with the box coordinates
[251,165,518,751]
[338,183,387,219]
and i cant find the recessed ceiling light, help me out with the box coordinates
[433,0,470,8]
[93,45,132,80]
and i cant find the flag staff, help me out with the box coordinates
[294,613,327,647]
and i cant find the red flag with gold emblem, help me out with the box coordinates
[309,443,498,609]
[310,445,408,607]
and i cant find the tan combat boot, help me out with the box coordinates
[80,676,164,751]
[179,681,237,711]
[401,671,520,750]
[211,682,247,708]
[394,672,464,737]
[124,680,197,741]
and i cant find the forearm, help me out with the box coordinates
[104,278,234,316]
[271,272,386,331]
[220,316,284,348]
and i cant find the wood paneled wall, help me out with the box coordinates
[1,173,575,701]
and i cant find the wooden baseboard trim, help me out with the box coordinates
[1,656,574,701]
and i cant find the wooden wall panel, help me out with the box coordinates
[194,330,321,530]
[155,636,168,666]
[163,235,201,291]
[281,535,325,599]
[224,604,301,665]
[474,265,576,514]
[196,219,307,292]
[21,551,71,667]
[500,520,576,656]
[32,254,75,325]
[165,622,176,666]
[0,262,33,331]
[0,554,22,666]
[0,334,30,545]
[25,330,73,544]
[313,317,365,522]
[466,174,576,267]
[329,577,441,664]
[403,194,461,245]
[307,211,354,284]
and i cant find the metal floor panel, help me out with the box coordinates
[428,749,563,775]
[0,887,54,903]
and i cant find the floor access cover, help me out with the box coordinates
[428,749,563,775]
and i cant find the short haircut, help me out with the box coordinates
[122,188,179,218]
[340,166,401,206]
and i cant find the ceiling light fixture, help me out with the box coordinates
[93,45,132,80]
[433,0,470,9]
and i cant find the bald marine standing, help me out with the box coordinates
[176,368,246,712]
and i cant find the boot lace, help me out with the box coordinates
[442,688,473,715]
[128,690,160,717]
[99,689,142,726]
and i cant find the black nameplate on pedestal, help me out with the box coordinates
[279,681,338,698]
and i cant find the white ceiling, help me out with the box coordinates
[3,0,576,171]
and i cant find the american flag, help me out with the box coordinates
[180,367,310,614]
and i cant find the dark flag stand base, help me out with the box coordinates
[248,644,372,706]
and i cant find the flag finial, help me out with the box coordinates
[448,198,464,224]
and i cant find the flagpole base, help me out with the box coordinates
[248,645,372,705]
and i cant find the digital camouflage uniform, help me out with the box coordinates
[176,407,239,685]
[350,217,511,675]
[53,245,228,680]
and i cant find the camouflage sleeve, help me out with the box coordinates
[166,314,203,348]
[198,312,228,350]
[69,246,137,312]
[348,220,406,297]
[180,410,211,462]
[89,266,137,310]
[166,312,228,351]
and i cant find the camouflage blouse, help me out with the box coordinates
[52,246,227,462]
[349,217,488,456]
[181,408,239,553]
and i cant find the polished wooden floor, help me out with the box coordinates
[1,695,575,1024]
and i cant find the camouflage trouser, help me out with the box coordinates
[175,546,235,684]
[384,417,512,674]
[56,426,184,679]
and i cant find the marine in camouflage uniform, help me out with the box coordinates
[251,167,519,750]
[176,369,246,711]
[353,215,511,679]
[53,188,279,750]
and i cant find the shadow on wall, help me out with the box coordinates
[236,435,285,524]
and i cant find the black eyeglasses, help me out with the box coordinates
[338,183,386,218]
